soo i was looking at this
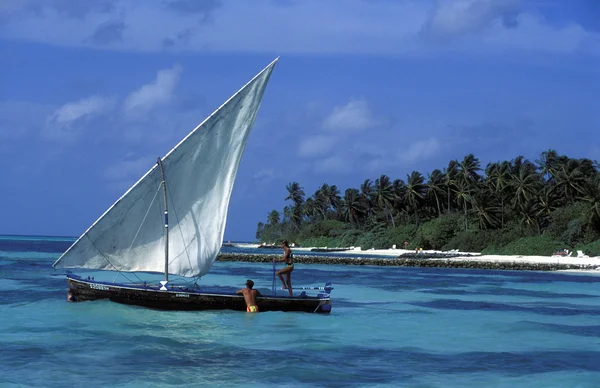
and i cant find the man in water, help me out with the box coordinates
[237,279,261,313]
[274,239,294,296]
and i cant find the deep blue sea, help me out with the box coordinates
[2,235,600,387]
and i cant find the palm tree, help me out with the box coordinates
[255,222,264,240]
[472,190,501,230]
[510,155,537,176]
[427,169,445,217]
[311,185,329,220]
[325,184,342,217]
[517,199,541,234]
[554,159,586,204]
[285,182,305,230]
[536,185,559,229]
[267,210,280,226]
[453,181,471,231]
[443,160,459,214]
[485,161,510,228]
[535,149,559,182]
[581,175,600,231]
[510,162,542,211]
[285,182,305,205]
[342,188,364,226]
[303,198,320,223]
[392,178,406,216]
[404,171,426,225]
[374,174,396,227]
[578,158,598,181]
[281,205,292,224]
[458,154,481,187]
[359,179,375,223]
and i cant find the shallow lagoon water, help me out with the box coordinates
[2,236,600,387]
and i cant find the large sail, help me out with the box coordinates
[53,58,278,278]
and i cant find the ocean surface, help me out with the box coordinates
[2,235,600,387]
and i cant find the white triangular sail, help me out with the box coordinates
[53,58,278,278]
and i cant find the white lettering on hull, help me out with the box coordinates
[89,283,110,291]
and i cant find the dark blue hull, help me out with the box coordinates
[66,275,332,313]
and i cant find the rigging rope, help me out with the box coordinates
[164,180,194,271]
[125,183,162,260]
[84,234,141,284]
[107,182,163,284]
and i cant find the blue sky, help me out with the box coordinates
[0,0,598,241]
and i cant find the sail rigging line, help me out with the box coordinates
[164,176,194,273]
[124,182,162,265]
[84,234,141,284]
[108,182,162,285]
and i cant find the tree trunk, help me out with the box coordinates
[500,197,504,229]
[463,202,468,231]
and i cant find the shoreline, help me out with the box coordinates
[217,252,600,272]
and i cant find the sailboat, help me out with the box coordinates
[52,58,332,314]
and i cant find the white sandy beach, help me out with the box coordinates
[233,243,600,269]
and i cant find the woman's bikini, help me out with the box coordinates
[286,251,294,269]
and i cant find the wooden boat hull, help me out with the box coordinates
[66,275,331,314]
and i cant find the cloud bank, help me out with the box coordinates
[0,0,598,56]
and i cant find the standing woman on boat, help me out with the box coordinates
[274,240,294,296]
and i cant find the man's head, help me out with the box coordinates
[245,279,254,289]
[281,239,289,248]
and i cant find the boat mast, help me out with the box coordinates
[157,158,169,283]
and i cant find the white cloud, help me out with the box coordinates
[322,99,377,132]
[314,155,353,174]
[43,95,115,141]
[48,95,114,125]
[0,0,597,56]
[398,137,441,163]
[123,65,182,117]
[422,0,521,40]
[297,99,382,174]
[298,135,337,157]
[482,14,600,55]
[253,168,275,182]
[36,64,187,144]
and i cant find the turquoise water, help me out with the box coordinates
[2,237,600,387]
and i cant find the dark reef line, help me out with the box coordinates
[216,253,600,271]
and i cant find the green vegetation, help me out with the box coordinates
[255,150,600,256]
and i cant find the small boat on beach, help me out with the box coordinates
[53,58,332,314]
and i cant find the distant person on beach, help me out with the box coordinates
[236,279,261,313]
[274,239,294,296]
